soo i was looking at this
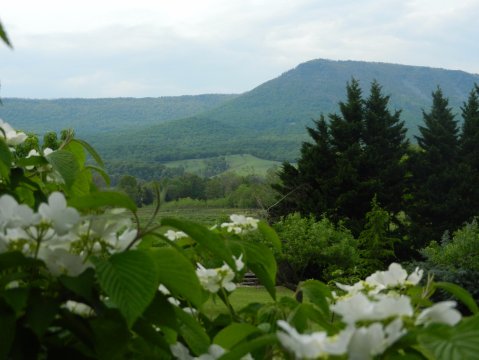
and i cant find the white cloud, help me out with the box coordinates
[1,0,478,98]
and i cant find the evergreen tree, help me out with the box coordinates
[457,85,479,222]
[408,87,462,248]
[361,81,409,217]
[273,79,408,236]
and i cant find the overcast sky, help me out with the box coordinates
[1,0,478,98]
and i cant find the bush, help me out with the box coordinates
[420,219,479,302]
[273,213,360,285]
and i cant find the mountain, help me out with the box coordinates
[0,94,237,137]
[2,59,478,166]
[96,59,479,163]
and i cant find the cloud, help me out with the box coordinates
[1,0,478,98]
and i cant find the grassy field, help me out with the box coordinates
[203,286,294,318]
[163,154,281,177]
[136,204,265,226]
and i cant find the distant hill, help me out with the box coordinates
[0,94,237,137]
[2,59,478,166]
[97,59,479,163]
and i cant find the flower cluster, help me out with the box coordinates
[220,214,259,234]
[277,263,462,360]
[164,229,188,241]
[196,255,244,293]
[171,342,253,360]
[0,192,137,276]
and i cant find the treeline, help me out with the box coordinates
[273,79,479,257]
[116,171,278,209]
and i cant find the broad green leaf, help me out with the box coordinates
[214,323,260,349]
[299,279,332,316]
[85,164,111,186]
[0,21,12,48]
[46,149,80,189]
[0,138,11,180]
[16,155,49,168]
[174,306,210,355]
[238,241,277,300]
[0,303,15,358]
[60,268,96,303]
[70,168,93,197]
[90,310,131,360]
[435,282,479,314]
[26,292,61,337]
[69,191,137,213]
[95,250,159,327]
[218,334,278,360]
[64,140,86,167]
[0,251,41,272]
[258,221,282,252]
[3,288,29,316]
[148,248,205,308]
[72,138,105,168]
[417,315,479,360]
[288,303,334,333]
[132,319,172,356]
[161,218,235,270]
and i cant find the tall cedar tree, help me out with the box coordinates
[273,79,408,235]
[408,88,463,248]
[458,85,479,221]
[361,81,409,217]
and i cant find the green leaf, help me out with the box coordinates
[69,191,137,213]
[417,315,479,360]
[0,21,12,48]
[90,310,131,360]
[70,169,93,197]
[288,303,334,333]
[298,279,333,315]
[71,138,105,168]
[214,323,260,349]
[148,248,205,309]
[0,302,15,358]
[3,288,29,315]
[238,241,277,300]
[46,149,80,189]
[64,141,86,167]
[26,293,61,337]
[435,282,479,314]
[258,221,282,252]
[174,306,210,355]
[95,250,159,327]
[0,251,41,272]
[85,164,111,186]
[218,334,278,360]
[0,138,12,180]
[161,218,235,270]
[60,268,96,303]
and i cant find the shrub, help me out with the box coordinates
[273,213,360,285]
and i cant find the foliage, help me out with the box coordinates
[273,213,360,285]
[273,80,409,234]
[420,219,479,302]
[358,197,399,275]
[3,60,479,165]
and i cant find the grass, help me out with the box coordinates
[162,154,281,177]
[136,204,264,226]
[202,286,294,318]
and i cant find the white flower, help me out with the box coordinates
[277,320,352,359]
[170,343,252,360]
[335,280,365,294]
[168,297,181,307]
[159,284,170,295]
[331,292,413,324]
[0,119,27,145]
[37,247,90,276]
[164,230,188,241]
[406,267,424,285]
[220,214,259,234]
[63,300,94,316]
[365,263,423,291]
[233,254,244,271]
[415,301,462,326]
[0,194,40,230]
[196,263,236,293]
[38,192,80,235]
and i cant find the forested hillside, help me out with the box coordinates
[2,59,478,164]
[96,59,479,162]
[0,94,237,137]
